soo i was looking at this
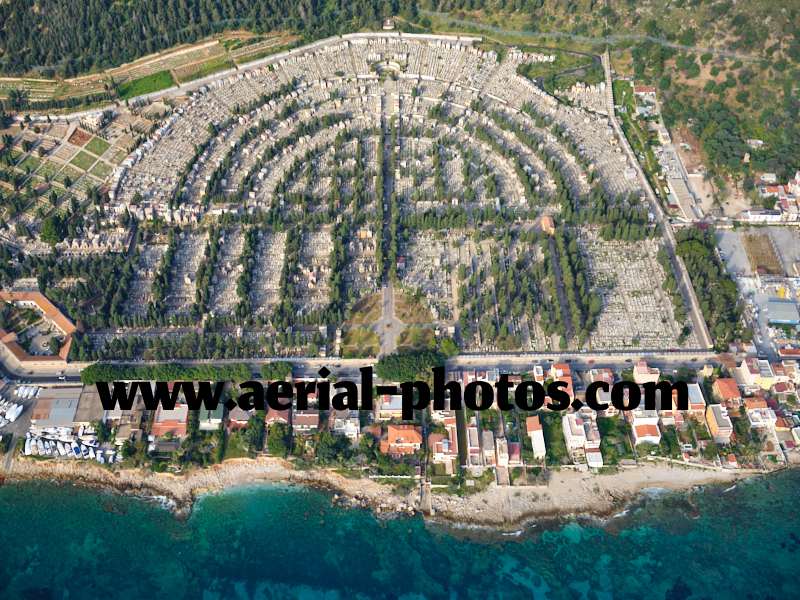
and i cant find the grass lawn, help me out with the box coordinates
[394,291,433,324]
[174,56,234,83]
[342,327,380,358]
[89,161,113,179]
[397,326,436,352]
[70,150,96,171]
[54,165,83,186]
[347,292,382,325]
[233,41,298,65]
[117,70,176,100]
[19,154,41,172]
[85,136,111,157]
[36,161,61,179]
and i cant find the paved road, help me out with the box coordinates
[600,50,713,350]
[376,282,404,357]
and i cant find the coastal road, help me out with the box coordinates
[1,350,721,383]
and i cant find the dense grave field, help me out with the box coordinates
[1,33,699,360]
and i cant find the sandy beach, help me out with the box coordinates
[3,456,758,527]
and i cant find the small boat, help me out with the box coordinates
[43,440,52,455]
[8,404,23,422]
[24,438,32,456]
[81,445,90,459]
[71,441,81,457]
[88,447,96,460]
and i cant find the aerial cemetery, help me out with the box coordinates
[1,32,695,360]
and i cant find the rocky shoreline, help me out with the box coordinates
[4,457,760,528]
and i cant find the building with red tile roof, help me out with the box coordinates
[713,378,742,408]
[380,424,422,457]
[633,423,661,446]
[0,290,78,369]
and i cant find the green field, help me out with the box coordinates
[70,150,97,171]
[175,56,234,83]
[85,136,110,157]
[19,154,41,172]
[89,161,113,179]
[117,70,176,100]
[341,327,380,358]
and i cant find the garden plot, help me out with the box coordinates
[125,244,167,317]
[250,230,287,317]
[209,227,245,316]
[165,230,209,316]
[579,230,694,350]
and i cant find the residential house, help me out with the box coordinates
[736,358,774,391]
[585,368,617,416]
[227,405,252,431]
[633,360,660,385]
[706,404,733,444]
[713,378,742,408]
[746,404,777,430]
[428,425,458,472]
[264,406,289,428]
[331,409,361,441]
[549,363,574,399]
[198,405,225,432]
[685,383,707,419]
[586,447,604,469]
[380,424,423,457]
[525,415,546,459]
[377,394,404,420]
[495,437,509,467]
[481,430,496,466]
[292,409,320,434]
[632,423,661,446]
[466,418,481,466]
[151,403,189,438]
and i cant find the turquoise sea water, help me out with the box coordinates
[0,470,798,599]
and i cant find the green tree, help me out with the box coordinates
[267,422,289,457]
